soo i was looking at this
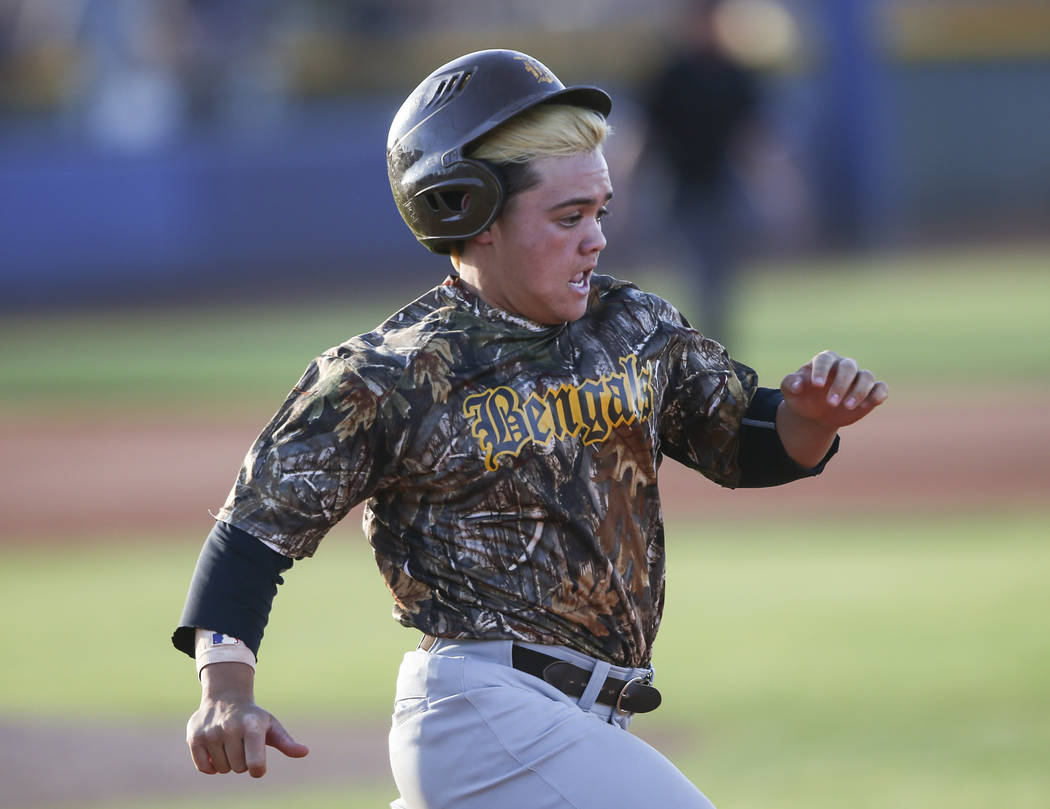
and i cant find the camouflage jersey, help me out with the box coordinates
[217,274,760,668]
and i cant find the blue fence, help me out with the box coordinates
[0,100,427,308]
[2,62,1048,310]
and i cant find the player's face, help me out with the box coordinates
[477,149,612,325]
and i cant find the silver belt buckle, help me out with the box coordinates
[615,675,646,715]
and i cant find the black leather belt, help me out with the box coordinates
[420,635,661,714]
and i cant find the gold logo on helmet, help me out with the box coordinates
[515,56,555,84]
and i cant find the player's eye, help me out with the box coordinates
[559,207,610,228]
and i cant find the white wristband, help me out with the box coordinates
[194,628,257,679]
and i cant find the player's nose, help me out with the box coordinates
[580,221,607,255]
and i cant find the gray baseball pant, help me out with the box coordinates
[388,637,716,809]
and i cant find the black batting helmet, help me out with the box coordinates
[386,49,612,254]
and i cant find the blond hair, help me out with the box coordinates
[464,104,610,205]
[469,104,610,164]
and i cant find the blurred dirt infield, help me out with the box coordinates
[2,389,1048,808]
[2,389,1048,541]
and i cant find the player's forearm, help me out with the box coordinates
[774,400,838,469]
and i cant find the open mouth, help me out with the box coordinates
[569,269,592,292]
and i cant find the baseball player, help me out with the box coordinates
[174,49,888,809]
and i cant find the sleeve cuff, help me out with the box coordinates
[737,387,840,488]
[172,521,293,659]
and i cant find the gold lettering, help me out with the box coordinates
[463,355,656,468]
[522,393,553,443]
[544,385,582,439]
[464,387,530,471]
[619,355,643,414]
[514,56,555,84]
[577,379,611,444]
[604,374,632,427]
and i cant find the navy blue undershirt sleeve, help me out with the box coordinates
[737,387,839,488]
[172,521,293,660]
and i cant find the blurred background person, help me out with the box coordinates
[638,0,807,346]
[73,0,285,149]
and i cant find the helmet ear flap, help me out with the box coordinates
[415,159,504,253]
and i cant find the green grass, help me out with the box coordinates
[2,511,1047,809]
[0,523,407,721]
[0,295,409,417]
[2,246,1048,415]
[636,245,1050,384]
[652,511,1050,809]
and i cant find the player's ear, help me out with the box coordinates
[456,230,491,265]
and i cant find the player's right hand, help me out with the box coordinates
[187,662,309,778]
